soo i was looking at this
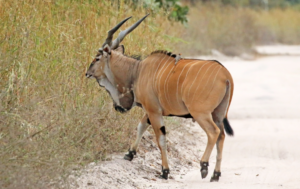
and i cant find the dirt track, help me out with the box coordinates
[70,46,300,189]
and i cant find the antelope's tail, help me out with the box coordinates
[223,117,234,136]
[223,79,234,136]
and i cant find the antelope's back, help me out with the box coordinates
[137,52,233,115]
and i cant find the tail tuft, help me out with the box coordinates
[223,117,234,136]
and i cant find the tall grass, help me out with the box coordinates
[179,3,300,56]
[255,8,300,44]
[0,0,181,188]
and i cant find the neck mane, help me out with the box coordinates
[149,50,177,59]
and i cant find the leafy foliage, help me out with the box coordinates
[123,0,189,24]
[154,0,189,23]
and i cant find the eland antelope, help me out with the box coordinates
[86,15,234,182]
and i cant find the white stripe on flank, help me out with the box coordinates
[176,60,199,105]
[152,56,166,88]
[187,62,210,100]
[180,61,201,100]
[155,56,172,92]
[191,64,220,102]
[206,66,223,100]
[151,55,161,75]
[164,60,177,110]
[152,55,167,90]
[157,58,172,94]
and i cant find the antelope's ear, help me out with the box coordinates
[103,44,111,54]
[115,45,125,54]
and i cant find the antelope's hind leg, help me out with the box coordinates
[210,111,226,182]
[124,114,150,161]
[192,113,220,179]
[210,128,224,182]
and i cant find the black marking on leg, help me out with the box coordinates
[124,149,136,161]
[136,102,143,108]
[200,161,209,179]
[147,118,151,125]
[159,166,170,180]
[210,171,221,182]
[160,126,166,135]
[200,161,209,169]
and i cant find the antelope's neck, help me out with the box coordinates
[109,53,140,93]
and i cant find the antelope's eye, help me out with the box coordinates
[95,58,100,61]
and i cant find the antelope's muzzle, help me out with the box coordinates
[86,73,92,78]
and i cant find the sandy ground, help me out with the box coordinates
[68,46,300,189]
[68,119,207,189]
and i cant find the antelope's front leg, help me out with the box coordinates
[148,113,170,180]
[124,114,150,161]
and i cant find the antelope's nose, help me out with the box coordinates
[86,73,92,78]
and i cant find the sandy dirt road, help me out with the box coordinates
[184,49,300,189]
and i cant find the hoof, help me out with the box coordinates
[159,167,170,180]
[200,162,209,179]
[210,171,221,182]
[123,150,136,161]
[201,169,208,179]
[123,154,133,161]
[159,175,168,180]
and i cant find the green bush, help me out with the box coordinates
[123,0,189,23]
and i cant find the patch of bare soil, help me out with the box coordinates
[67,119,207,189]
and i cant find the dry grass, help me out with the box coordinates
[255,8,300,44]
[178,3,300,56]
[0,0,182,188]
